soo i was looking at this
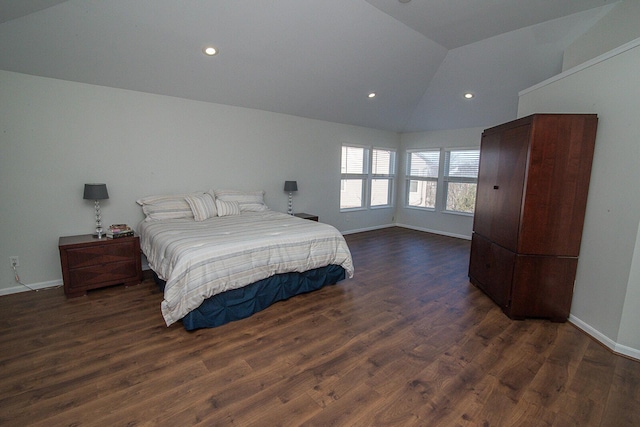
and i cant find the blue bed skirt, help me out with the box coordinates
[155,265,346,331]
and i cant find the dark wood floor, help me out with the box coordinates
[1,227,638,426]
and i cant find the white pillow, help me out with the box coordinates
[213,189,269,212]
[238,202,270,212]
[215,199,241,217]
[136,193,196,221]
[185,192,217,221]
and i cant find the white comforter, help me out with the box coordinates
[138,211,354,326]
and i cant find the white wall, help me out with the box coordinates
[0,70,398,294]
[396,127,484,239]
[518,40,640,359]
[619,224,640,354]
[562,0,640,71]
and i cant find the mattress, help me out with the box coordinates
[138,211,354,326]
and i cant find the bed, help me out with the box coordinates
[137,190,354,330]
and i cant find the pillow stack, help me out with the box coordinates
[137,189,269,221]
[213,189,268,213]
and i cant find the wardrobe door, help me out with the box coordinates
[473,132,500,240]
[509,255,579,321]
[489,124,530,252]
[469,234,515,310]
[469,233,492,289]
[518,115,598,256]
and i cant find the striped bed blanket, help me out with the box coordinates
[138,211,354,326]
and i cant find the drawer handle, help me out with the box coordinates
[493,185,499,190]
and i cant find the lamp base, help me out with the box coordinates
[288,192,293,215]
[93,200,105,239]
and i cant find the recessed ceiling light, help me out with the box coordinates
[368,92,376,98]
[464,92,474,99]
[203,46,218,56]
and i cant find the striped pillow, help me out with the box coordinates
[185,192,217,221]
[213,189,269,212]
[137,193,195,221]
[215,199,241,217]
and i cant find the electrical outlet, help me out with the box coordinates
[10,256,19,268]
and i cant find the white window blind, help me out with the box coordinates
[443,148,480,214]
[370,148,395,207]
[372,149,392,175]
[341,145,395,210]
[341,146,366,174]
[444,150,480,180]
[406,150,440,209]
[409,151,440,178]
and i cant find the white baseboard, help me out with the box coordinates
[342,223,395,235]
[614,342,640,361]
[395,223,472,240]
[569,314,640,361]
[0,279,63,296]
[341,222,472,238]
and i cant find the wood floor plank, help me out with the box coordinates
[0,227,638,426]
[600,356,640,426]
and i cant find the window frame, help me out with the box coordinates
[404,146,480,215]
[340,145,369,211]
[370,147,396,209]
[442,147,480,215]
[340,144,396,211]
[405,148,441,211]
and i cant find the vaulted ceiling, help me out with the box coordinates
[0,0,618,132]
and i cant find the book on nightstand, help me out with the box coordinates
[107,224,134,239]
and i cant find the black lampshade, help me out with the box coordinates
[284,181,298,192]
[83,183,109,200]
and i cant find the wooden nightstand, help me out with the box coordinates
[294,213,318,222]
[58,234,142,297]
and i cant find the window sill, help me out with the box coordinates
[404,205,436,212]
[443,210,474,217]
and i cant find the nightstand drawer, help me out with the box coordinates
[68,260,138,288]
[59,234,142,297]
[66,241,136,269]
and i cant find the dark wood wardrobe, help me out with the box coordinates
[468,114,598,321]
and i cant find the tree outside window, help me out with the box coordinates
[444,149,479,214]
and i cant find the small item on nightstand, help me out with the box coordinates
[107,224,134,239]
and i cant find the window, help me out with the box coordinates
[404,147,480,214]
[443,149,480,214]
[341,145,395,210]
[406,150,440,209]
[341,146,367,209]
[370,148,395,207]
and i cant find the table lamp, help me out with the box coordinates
[83,183,109,238]
[284,181,298,215]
